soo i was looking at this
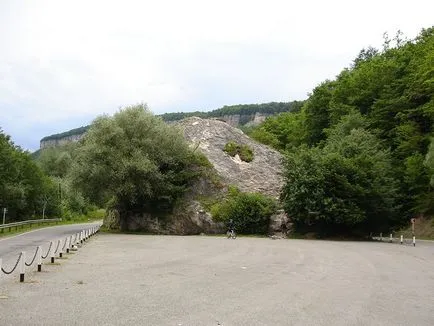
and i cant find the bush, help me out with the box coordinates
[223,141,254,162]
[281,116,398,236]
[211,187,277,234]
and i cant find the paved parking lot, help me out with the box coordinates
[1,234,433,325]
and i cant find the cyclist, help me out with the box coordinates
[227,219,236,238]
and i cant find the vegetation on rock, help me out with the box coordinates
[223,141,254,162]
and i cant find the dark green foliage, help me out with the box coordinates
[245,28,434,235]
[211,187,277,234]
[281,115,398,236]
[160,101,303,123]
[223,141,254,162]
[0,128,60,221]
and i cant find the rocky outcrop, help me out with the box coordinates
[40,134,84,149]
[217,112,271,127]
[178,117,284,198]
[103,117,285,234]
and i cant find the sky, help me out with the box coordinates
[0,0,433,151]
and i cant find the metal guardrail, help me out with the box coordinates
[0,218,62,233]
[1,224,101,282]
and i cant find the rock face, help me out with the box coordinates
[219,112,271,127]
[103,117,285,235]
[178,117,284,198]
[40,134,84,149]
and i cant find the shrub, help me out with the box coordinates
[223,141,254,162]
[211,186,277,234]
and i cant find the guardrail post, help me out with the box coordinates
[59,240,63,258]
[413,236,416,247]
[20,252,25,282]
[51,244,55,263]
[379,232,382,241]
[400,235,403,244]
[389,234,392,243]
[37,246,42,272]
[66,236,71,253]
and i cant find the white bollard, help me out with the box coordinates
[400,235,403,244]
[380,233,383,241]
[37,246,42,272]
[389,234,393,243]
[413,236,416,247]
[20,251,25,282]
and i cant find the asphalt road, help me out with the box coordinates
[0,234,433,326]
[0,222,101,265]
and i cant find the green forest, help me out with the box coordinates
[248,27,434,236]
[1,27,433,237]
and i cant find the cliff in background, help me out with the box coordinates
[39,101,303,149]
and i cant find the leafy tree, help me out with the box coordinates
[248,111,306,151]
[0,128,60,221]
[303,80,335,145]
[211,187,277,234]
[37,146,74,178]
[281,114,398,236]
[69,105,202,230]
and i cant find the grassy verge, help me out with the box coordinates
[0,209,105,239]
[397,217,434,240]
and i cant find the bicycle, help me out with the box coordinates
[226,229,236,239]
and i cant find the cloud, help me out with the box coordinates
[0,0,433,150]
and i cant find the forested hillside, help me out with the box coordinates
[249,27,434,236]
[0,129,60,221]
[159,101,303,122]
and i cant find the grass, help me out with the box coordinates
[397,217,434,240]
[0,212,103,239]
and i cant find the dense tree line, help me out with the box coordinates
[159,101,303,122]
[249,27,434,236]
[0,129,60,222]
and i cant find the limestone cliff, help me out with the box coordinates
[178,117,283,198]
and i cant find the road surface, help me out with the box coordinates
[0,222,100,265]
[0,234,433,325]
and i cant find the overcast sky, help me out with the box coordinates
[0,0,433,151]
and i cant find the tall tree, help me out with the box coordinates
[69,105,201,230]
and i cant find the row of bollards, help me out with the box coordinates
[378,232,416,247]
[12,225,100,283]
